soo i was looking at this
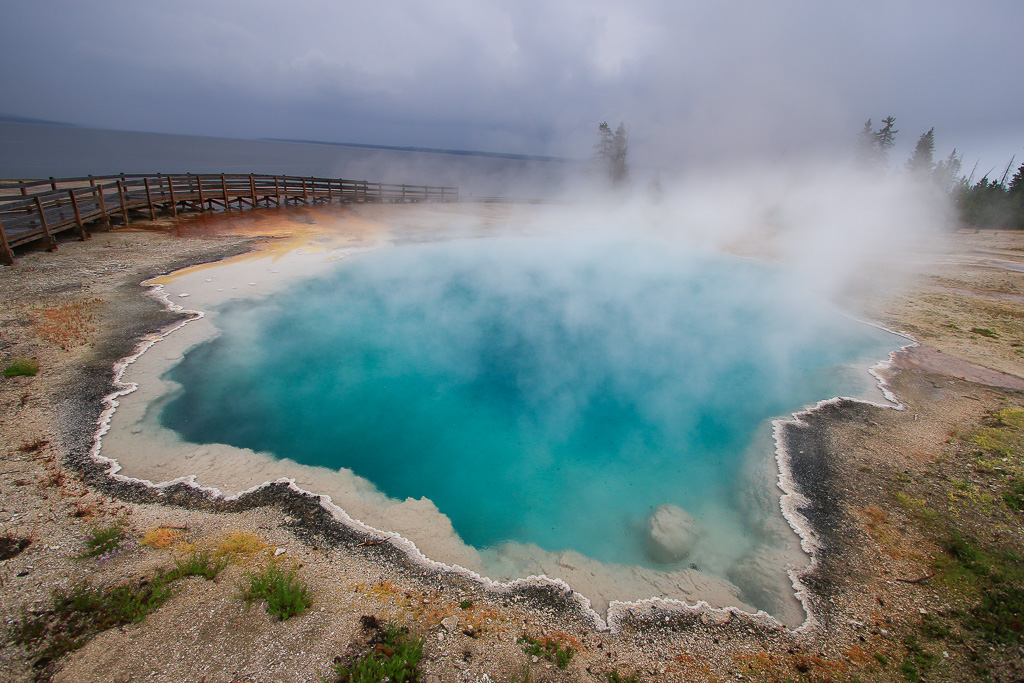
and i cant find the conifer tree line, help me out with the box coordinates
[858,116,1024,230]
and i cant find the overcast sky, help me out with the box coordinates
[1,1,1021,174]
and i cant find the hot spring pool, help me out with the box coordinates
[157,233,904,590]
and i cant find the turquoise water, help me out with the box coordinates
[162,235,904,568]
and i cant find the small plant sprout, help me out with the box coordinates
[518,633,577,669]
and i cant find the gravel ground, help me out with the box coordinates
[1,212,1022,682]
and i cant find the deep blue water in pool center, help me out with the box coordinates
[161,235,905,569]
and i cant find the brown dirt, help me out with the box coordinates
[1,213,1022,682]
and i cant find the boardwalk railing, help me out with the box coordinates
[0,173,459,264]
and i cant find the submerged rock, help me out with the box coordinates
[645,504,703,563]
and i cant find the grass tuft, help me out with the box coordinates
[239,562,309,620]
[329,620,423,683]
[170,549,228,581]
[3,358,39,377]
[77,520,129,560]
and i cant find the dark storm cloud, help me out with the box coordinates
[1,0,1020,170]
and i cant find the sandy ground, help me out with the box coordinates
[1,206,1022,682]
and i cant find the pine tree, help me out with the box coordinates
[906,128,935,174]
[932,149,963,195]
[592,122,614,173]
[874,116,898,165]
[592,121,629,188]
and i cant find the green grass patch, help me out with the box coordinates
[1003,479,1024,512]
[519,633,576,669]
[3,357,39,377]
[938,534,1024,645]
[9,550,226,671]
[239,562,309,620]
[607,670,643,683]
[899,634,937,682]
[971,327,999,338]
[169,549,229,581]
[329,620,423,683]
[12,580,174,668]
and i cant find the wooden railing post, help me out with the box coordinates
[116,180,130,225]
[167,175,178,216]
[274,176,281,206]
[96,184,111,226]
[249,174,257,208]
[221,174,231,212]
[197,174,207,211]
[68,189,88,240]
[143,177,156,220]
[0,217,14,265]
[33,196,57,251]
[302,178,309,205]
[20,185,31,214]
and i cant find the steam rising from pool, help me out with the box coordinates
[161,233,903,579]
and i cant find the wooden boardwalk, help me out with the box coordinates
[0,173,458,265]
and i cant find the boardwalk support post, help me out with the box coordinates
[96,184,110,227]
[221,174,231,212]
[116,180,130,225]
[33,197,57,251]
[68,189,89,240]
[143,178,156,220]
[167,175,178,216]
[197,175,207,211]
[0,218,14,265]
